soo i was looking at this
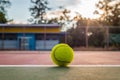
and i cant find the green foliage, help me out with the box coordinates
[94,0,120,47]
[95,0,120,26]
[0,0,11,13]
[0,11,7,23]
[0,0,11,23]
[29,0,50,24]
[109,34,120,47]
[48,9,71,23]
[66,26,106,47]
[48,9,74,31]
[48,18,58,24]
[88,27,105,47]
[109,27,120,33]
[67,27,86,47]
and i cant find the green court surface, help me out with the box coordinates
[0,66,120,80]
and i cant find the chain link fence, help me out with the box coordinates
[63,26,120,50]
[0,26,120,50]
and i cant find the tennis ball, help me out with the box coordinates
[51,43,74,67]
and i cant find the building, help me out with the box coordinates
[0,24,63,50]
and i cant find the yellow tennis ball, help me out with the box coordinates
[51,43,74,66]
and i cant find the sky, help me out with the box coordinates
[7,0,99,24]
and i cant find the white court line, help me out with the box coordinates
[0,65,120,67]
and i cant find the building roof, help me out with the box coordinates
[0,23,60,28]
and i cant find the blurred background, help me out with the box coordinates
[0,0,120,51]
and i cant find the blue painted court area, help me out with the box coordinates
[0,66,120,80]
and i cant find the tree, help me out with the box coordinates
[48,9,72,31]
[58,15,106,48]
[88,27,105,47]
[94,0,120,26]
[94,0,120,48]
[0,12,7,23]
[67,26,86,47]
[0,0,11,13]
[29,0,50,24]
[0,0,11,23]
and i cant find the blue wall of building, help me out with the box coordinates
[17,33,35,50]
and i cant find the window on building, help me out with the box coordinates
[0,33,2,40]
[46,34,59,40]
[35,34,44,40]
[4,33,17,40]
[35,34,59,40]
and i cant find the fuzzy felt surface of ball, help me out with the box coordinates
[51,43,74,66]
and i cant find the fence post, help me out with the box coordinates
[85,26,88,48]
[2,26,4,50]
[106,26,109,48]
[44,24,46,50]
[65,31,67,43]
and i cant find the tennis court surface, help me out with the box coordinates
[0,66,120,80]
[0,51,120,65]
[0,51,120,80]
